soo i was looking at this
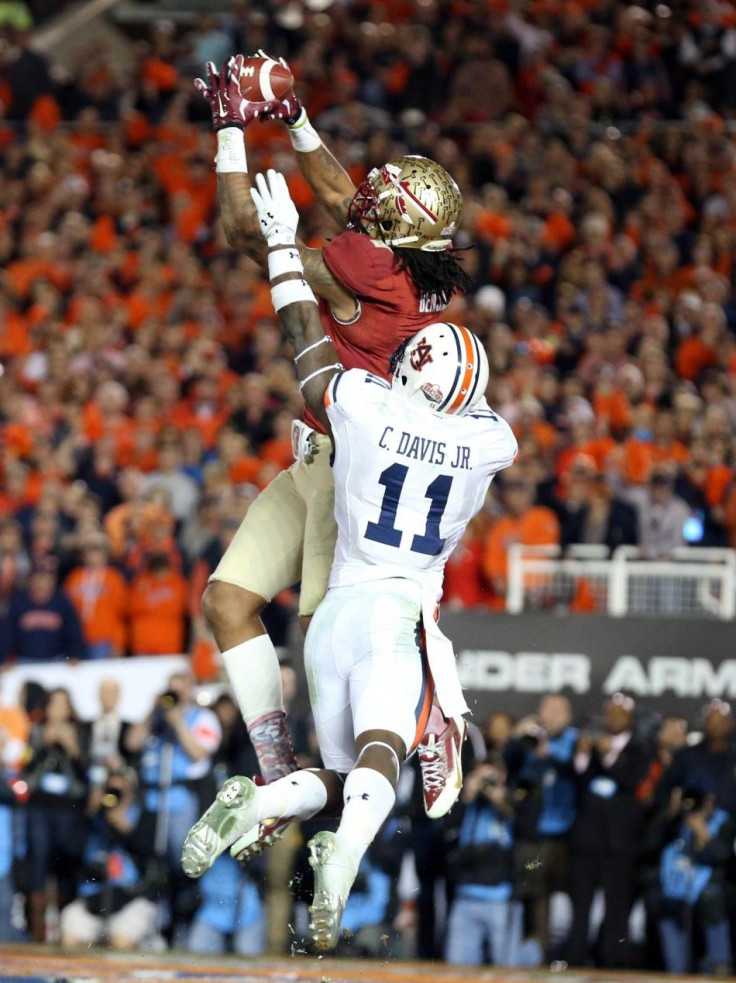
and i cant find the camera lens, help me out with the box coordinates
[100,787,122,810]
[158,689,180,710]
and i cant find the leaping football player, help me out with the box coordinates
[181,169,518,950]
[194,52,476,854]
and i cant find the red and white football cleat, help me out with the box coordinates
[418,706,467,819]
[230,814,293,863]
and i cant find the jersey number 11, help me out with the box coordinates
[365,463,453,556]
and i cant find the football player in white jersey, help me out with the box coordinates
[181,171,518,950]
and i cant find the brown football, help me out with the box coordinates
[236,57,294,102]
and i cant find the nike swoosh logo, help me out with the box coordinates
[216,94,227,118]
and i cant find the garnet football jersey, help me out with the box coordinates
[323,369,518,596]
[304,231,449,431]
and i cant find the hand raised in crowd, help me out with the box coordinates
[684,808,712,847]
[43,721,79,757]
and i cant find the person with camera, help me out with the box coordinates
[504,695,578,963]
[125,671,221,945]
[657,700,736,818]
[444,755,524,966]
[644,783,734,974]
[59,767,160,951]
[22,686,89,943]
[566,693,651,969]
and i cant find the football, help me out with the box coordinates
[236,57,294,103]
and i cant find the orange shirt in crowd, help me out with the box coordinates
[0,704,30,772]
[685,464,734,508]
[675,335,719,381]
[483,506,561,587]
[128,568,188,656]
[556,437,616,479]
[592,388,631,431]
[259,436,294,473]
[622,438,690,484]
[0,308,31,358]
[65,565,129,655]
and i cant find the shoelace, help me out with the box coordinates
[420,737,447,790]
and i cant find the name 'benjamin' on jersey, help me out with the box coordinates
[378,427,471,471]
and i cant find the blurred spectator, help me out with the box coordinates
[142,433,200,523]
[0,517,30,615]
[87,678,132,782]
[0,677,29,942]
[125,671,221,945]
[483,476,561,606]
[22,687,88,943]
[646,787,735,975]
[444,754,522,966]
[128,548,188,656]
[59,766,160,951]
[210,691,258,781]
[505,696,578,963]
[567,694,651,968]
[64,532,129,659]
[658,700,736,819]
[0,555,87,664]
[483,711,515,755]
[638,716,690,809]
[624,463,693,559]
[554,455,639,554]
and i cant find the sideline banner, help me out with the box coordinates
[439,612,736,724]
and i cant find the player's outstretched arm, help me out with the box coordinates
[196,58,356,315]
[194,60,269,264]
[251,51,357,228]
[250,169,341,434]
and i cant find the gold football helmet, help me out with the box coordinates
[347,155,462,252]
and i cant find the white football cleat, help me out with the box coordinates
[181,776,258,878]
[308,831,359,951]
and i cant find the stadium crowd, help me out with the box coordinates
[0,0,736,969]
[0,675,735,974]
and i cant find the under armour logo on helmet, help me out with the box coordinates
[410,337,433,371]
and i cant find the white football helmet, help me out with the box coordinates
[347,156,461,252]
[390,322,489,415]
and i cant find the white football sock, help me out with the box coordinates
[255,769,328,822]
[336,767,396,867]
[222,635,283,726]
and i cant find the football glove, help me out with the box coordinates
[250,169,300,245]
[194,58,269,131]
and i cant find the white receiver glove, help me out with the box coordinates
[250,169,300,246]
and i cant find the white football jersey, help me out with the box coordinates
[324,369,518,596]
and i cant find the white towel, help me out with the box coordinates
[421,588,469,719]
